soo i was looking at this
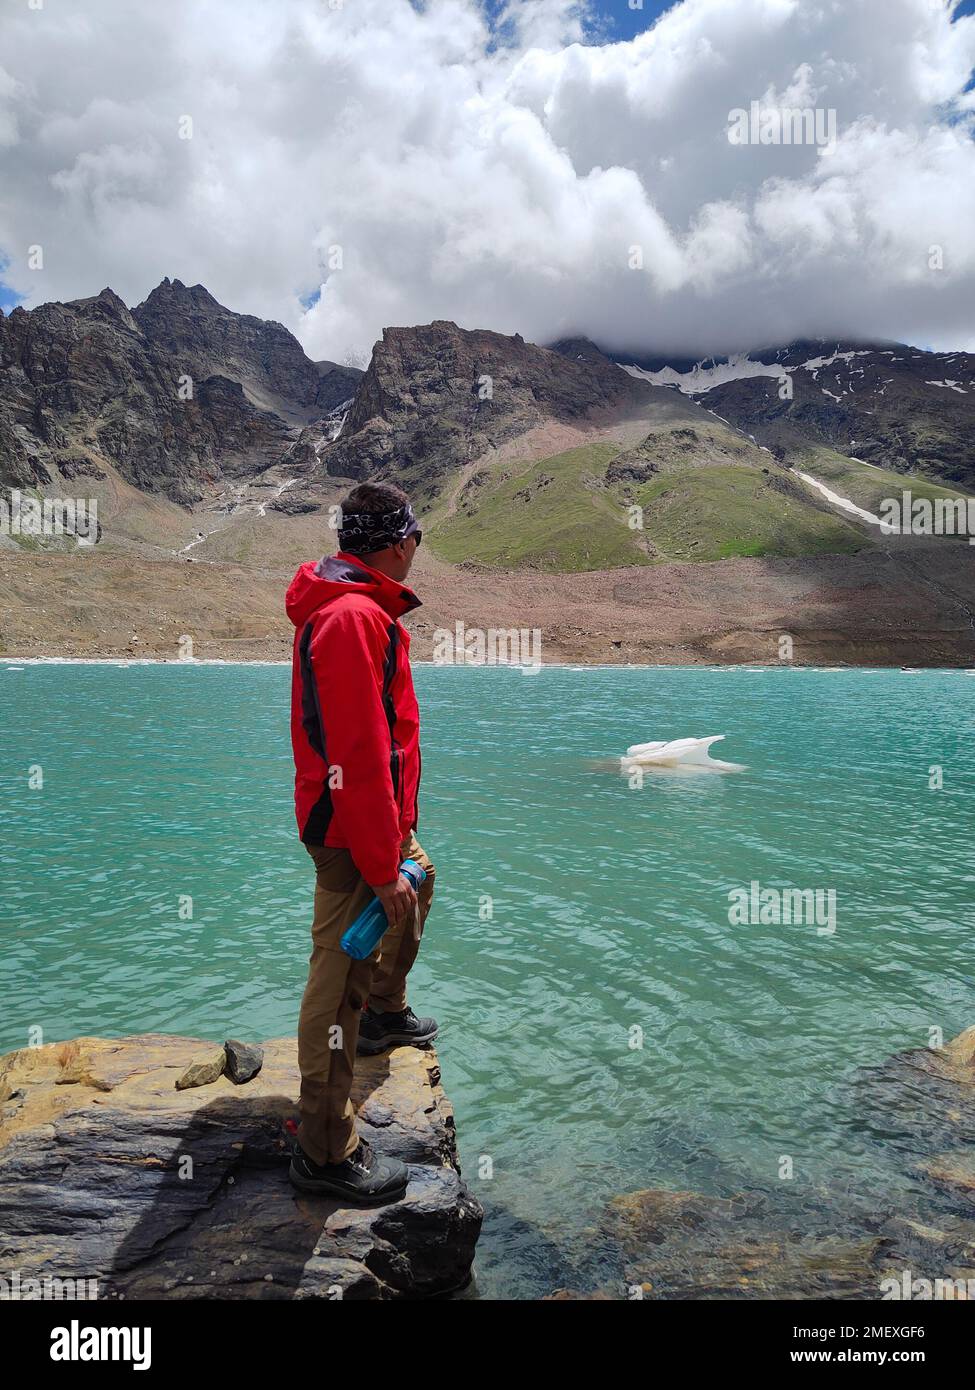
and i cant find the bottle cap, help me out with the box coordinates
[400,857,427,886]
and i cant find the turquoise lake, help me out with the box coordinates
[2,662,973,1297]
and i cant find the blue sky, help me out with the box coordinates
[0,263,18,313]
[588,0,680,39]
[512,1,975,40]
[483,0,678,43]
[591,0,975,27]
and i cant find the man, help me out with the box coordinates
[285,481,437,1204]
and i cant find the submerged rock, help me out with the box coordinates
[599,1188,891,1299]
[919,1152,975,1201]
[0,1034,481,1299]
[850,1023,975,1158]
[578,1023,975,1300]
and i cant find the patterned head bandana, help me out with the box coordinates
[338,502,420,554]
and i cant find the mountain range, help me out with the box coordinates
[0,279,360,504]
[618,342,975,491]
[1,279,973,665]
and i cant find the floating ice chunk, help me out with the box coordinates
[621,734,745,774]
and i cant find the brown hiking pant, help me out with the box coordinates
[296,833,435,1165]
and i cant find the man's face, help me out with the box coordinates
[390,531,420,581]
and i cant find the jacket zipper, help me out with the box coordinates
[390,743,404,817]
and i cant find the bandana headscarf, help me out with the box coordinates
[338,502,419,555]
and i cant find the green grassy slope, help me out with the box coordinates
[789,446,975,516]
[631,465,863,561]
[429,432,867,570]
[431,443,642,570]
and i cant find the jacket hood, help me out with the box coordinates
[285,551,422,629]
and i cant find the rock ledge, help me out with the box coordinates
[0,1033,482,1299]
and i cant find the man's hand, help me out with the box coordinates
[372,873,418,929]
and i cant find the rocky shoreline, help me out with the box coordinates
[3,539,975,668]
[0,1034,482,1300]
[2,1026,973,1300]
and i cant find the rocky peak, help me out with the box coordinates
[0,278,363,499]
[136,277,223,317]
[324,319,651,496]
[549,336,612,366]
[64,286,140,334]
[131,279,358,423]
[133,277,243,344]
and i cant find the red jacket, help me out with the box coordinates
[286,552,422,886]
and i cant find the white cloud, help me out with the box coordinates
[0,0,973,359]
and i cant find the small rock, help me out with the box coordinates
[944,1025,975,1071]
[174,1046,226,1090]
[921,1152,975,1197]
[224,1038,263,1084]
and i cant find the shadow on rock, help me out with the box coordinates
[0,1033,482,1300]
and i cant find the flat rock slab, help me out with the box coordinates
[0,1034,482,1300]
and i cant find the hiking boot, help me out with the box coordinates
[288,1138,409,1205]
[357,1005,438,1055]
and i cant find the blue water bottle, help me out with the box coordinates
[340,859,427,960]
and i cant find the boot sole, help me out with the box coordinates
[288,1162,408,1206]
[356,1027,438,1056]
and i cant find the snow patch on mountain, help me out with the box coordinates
[619,356,786,395]
[618,349,874,396]
[925,379,969,393]
[791,469,885,526]
[799,350,872,371]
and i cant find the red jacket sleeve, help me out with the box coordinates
[308,603,402,886]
